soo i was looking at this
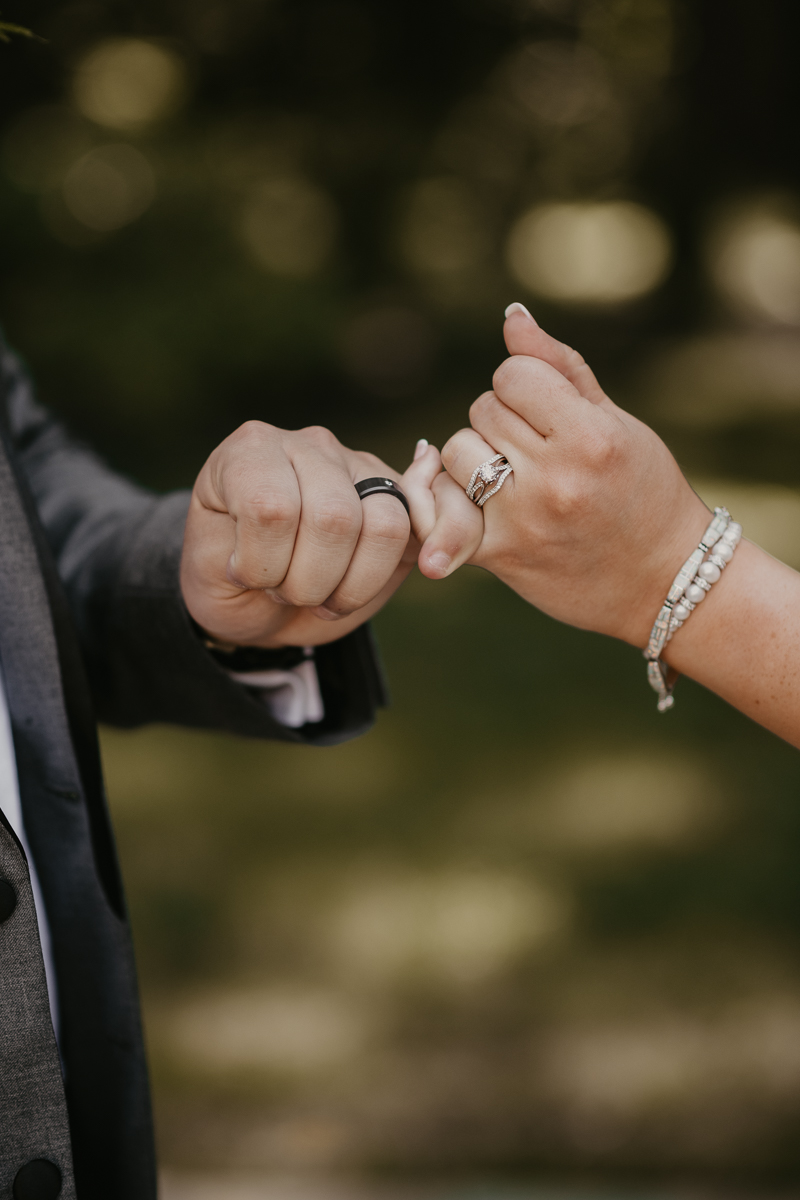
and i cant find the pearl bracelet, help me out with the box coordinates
[644,507,742,712]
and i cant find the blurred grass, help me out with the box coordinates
[101,567,800,1176]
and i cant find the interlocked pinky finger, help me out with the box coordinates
[401,442,442,543]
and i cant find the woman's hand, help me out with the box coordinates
[181,421,441,648]
[414,307,800,747]
[416,309,710,648]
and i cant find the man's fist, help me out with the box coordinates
[180,421,439,648]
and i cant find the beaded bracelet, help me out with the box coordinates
[644,507,742,712]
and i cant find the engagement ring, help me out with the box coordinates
[465,454,513,507]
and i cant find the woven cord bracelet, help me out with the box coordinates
[644,507,742,712]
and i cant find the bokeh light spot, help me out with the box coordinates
[170,987,369,1073]
[331,870,568,986]
[62,144,156,232]
[708,201,800,325]
[240,177,338,278]
[643,332,800,428]
[73,39,188,131]
[536,753,720,850]
[506,200,672,305]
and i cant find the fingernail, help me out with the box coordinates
[504,301,537,324]
[226,561,248,589]
[266,591,289,605]
[313,605,342,621]
[427,551,451,576]
[414,438,429,461]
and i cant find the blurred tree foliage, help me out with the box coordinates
[0,0,796,490]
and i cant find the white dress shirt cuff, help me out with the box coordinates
[226,653,324,728]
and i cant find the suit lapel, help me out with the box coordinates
[0,424,156,1199]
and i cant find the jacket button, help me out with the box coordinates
[0,878,16,923]
[12,1160,62,1199]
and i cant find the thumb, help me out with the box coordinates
[417,471,484,580]
[503,302,608,406]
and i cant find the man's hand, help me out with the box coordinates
[413,309,710,649]
[181,421,441,648]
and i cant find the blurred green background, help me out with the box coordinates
[4,0,800,1193]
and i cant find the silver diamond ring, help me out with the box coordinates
[465,454,513,507]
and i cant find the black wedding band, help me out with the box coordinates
[355,477,410,515]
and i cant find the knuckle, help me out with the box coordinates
[582,423,619,468]
[468,391,498,427]
[364,502,410,544]
[311,497,360,539]
[441,428,473,474]
[492,355,526,394]
[240,489,299,530]
[430,517,480,563]
[545,469,590,520]
[446,511,480,544]
[301,424,340,452]
[562,343,586,372]
[233,419,274,446]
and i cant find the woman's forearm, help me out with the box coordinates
[662,538,800,747]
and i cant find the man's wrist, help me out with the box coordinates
[190,618,311,672]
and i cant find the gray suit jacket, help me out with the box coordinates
[0,336,386,1200]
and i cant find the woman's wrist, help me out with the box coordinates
[617,490,714,650]
[642,507,741,712]
[661,539,800,747]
